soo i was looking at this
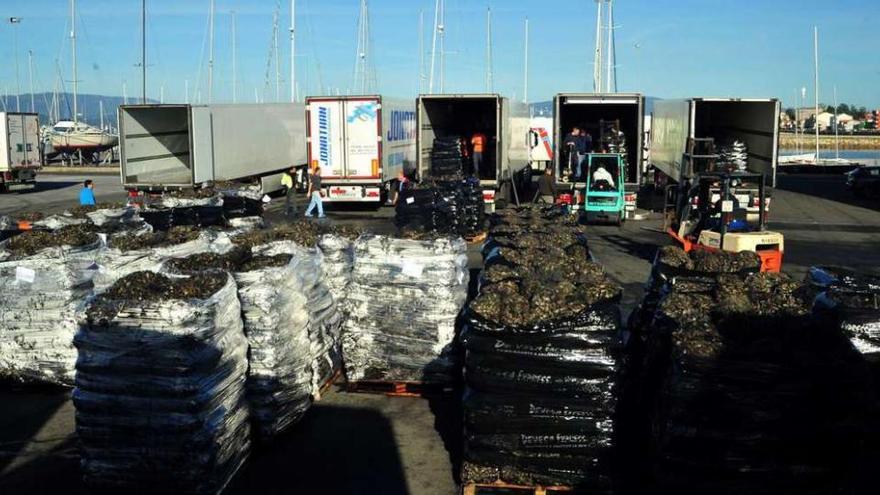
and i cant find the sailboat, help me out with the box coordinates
[784,26,853,167]
[48,0,118,161]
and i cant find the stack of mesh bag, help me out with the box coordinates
[809,266,880,390]
[93,225,222,292]
[395,188,439,232]
[461,207,621,491]
[395,179,486,237]
[623,248,877,494]
[342,234,469,384]
[61,203,143,229]
[232,223,344,397]
[431,136,465,177]
[720,140,749,171]
[434,177,486,237]
[0,225,102,386]
[73,271,251,493]
[318,231,358,312]
[162,248,314,440]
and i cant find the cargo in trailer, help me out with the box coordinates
[0,112,41,191]
[649,98,780,186]
[416,94,529,208]
[306,96,416,203]
[552,93,644,190]
[119,103,307,193]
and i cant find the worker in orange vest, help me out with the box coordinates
[470,132,487,178]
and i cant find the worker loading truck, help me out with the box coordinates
[416,94,530,212]
[550,93,646,216]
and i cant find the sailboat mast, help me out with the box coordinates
[99,100,104,130]
[71,0,78,125]
[418,10,424,93]
[593,0,604,92]
[813,26,819,161]
[290,0,296,102]
[428,0,439,94]
[208,0,215,103]
[28,50,35,113]
[274,7,280,102]
[485,7,492,93]
[290,0,300,103]
[833,85,839,159]
[232,11,237,103]
[142,0,147,103]
[523,18,529,103]
[606,0,613,92]
[439,0,445,93]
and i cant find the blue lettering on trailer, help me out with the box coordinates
[387,110,416,142]
[318,106,331,167]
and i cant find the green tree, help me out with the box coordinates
[837,103,851,115]
[784,108,796,120]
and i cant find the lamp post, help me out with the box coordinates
[8,17,22,112]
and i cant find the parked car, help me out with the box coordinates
[845,166,880,197]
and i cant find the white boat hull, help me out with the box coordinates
[50,132,118,152]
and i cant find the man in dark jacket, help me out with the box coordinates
[536,166,556,204]
[563,127,591,180]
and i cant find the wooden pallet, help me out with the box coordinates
[462,481,574,495]
[345,380,454,398]
[465,231,488,244]
[320,369,341,395]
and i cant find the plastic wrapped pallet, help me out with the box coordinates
[461,208,620,490]
[234,255,313,439]
[0,227,102,386]
[298,250,344,395]
[84,206,143,228]
[73,271,251,494]
[93,227,221,292]
[318,233,356,310]
[342,234,468,384]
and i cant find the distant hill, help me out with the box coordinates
[0,92,158,129]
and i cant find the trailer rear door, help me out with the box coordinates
[308,99,345,178]
[343,98,381,178]
[6,114,27,167]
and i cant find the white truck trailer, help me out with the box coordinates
[0,112,41,191]
[305,95,416,203]
[118,103,307,193]
[416,94,530,210]
[650,98,781,186]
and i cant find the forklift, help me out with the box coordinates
[664,170,784,272]
[581,153,626,225]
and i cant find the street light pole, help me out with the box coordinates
[9,17,22,112]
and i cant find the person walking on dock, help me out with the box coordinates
[470,132,487,178]
[79,179,96,206]
[304,166,325,218]
[282,166,298,216]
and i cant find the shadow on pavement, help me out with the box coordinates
[11,181,80,195]
[227,403,410,495]
[776,174,880,212]
[0,386,71,474]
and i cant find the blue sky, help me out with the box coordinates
[0,0,877,108]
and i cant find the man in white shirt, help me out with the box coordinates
[592,165,615,189]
